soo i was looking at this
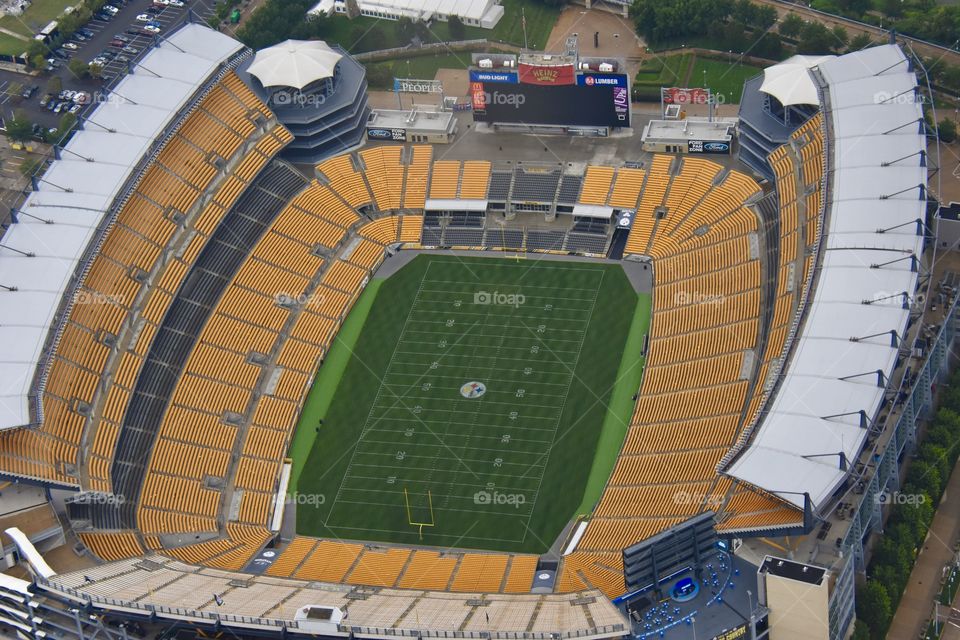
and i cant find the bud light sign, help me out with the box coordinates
[469,70,518,84]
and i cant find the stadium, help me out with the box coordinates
[0,17,947,640]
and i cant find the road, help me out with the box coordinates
[0,0,215,132]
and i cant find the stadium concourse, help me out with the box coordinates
[0,14,933,640]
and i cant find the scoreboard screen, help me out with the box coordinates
[471,71,630,129]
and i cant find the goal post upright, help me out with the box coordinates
[404,487,436,539]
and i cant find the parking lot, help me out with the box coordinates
[3,0,216,135]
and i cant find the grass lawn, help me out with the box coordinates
[0,0,76,55]
[287,278,383,490]
[575,292,651,516]
[0,0,74,37]
[365,53,472,89]
[292,255,641,553]
[317,0,556,55]
[633,53,694,89]
[0,32,28,56]
[692,57,763,104]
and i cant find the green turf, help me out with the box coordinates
[575,292,651,516]
[287,279,383,491]
[365,54,473,90]
[295,255,640,553]
[691,58,763,104]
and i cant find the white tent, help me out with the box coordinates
[726,45,924,511]
[758,54,832,107]
[0,23,243,430]
[247,40,342,90]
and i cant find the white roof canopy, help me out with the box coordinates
[726,45,924,511]
[247,40,342,90]
[0,23,243,430]
[759,55,832,107]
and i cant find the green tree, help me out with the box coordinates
[47,75,62,94]
[236,0,313,50]
[847,32,872,52]
[68,58,89,79]
[856,580,892,636]
[448,15,466,40]
[879,0,903,17]
[88,62,103,79]
[631,0,734,44]
[797,21,834,54]
[778,12,803,38]
[851,620,870,640]
[364,63,392,89]
[4,110,32,142]
[754,5,777,30]
[831,25,848,48]
[939,118,957,144]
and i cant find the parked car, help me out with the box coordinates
[108,39,124,47]
[62,41,78,50]
[122,45,138,54]
[113,33,130,42]
[53,101,65,113]
[135,13,152,21]
[103,4,119,13]
[142,24,160,33]
[39,93,52,106]
[69,103,82,114]
[72,91,90,104]
[126,27,142,35]
[78,28,94,37]
[115,54,129,63]
[20,84,37,99]
[168,0,184,6]
[94,12,113,20]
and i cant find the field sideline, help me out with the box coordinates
[288,254,647,553]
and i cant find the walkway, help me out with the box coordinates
[888,456,960,639]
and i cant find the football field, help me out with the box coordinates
[295,255,643,553]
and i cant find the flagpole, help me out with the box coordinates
[522,7,528,51]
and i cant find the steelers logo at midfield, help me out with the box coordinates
[460,381,487,399]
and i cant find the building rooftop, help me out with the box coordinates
[760,557,826,585]
[368,108,456,132]
[641,118,736,142]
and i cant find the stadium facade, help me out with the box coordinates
[240,39,370,163]
[0,17,943,640]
